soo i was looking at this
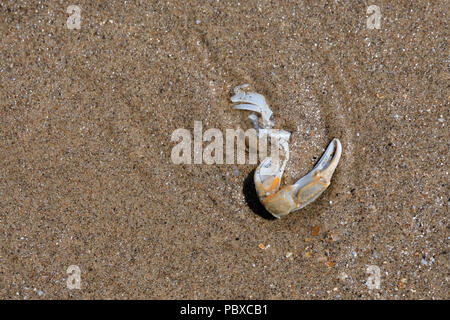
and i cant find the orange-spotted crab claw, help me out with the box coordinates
[230,84,342,219]
[255,138,342,218]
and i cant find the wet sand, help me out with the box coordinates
[0,1,448,299]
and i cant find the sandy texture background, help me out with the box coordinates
[0,1,448,299]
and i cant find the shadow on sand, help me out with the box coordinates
[242,169,277,221]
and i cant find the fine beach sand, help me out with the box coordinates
[0,1,448,299]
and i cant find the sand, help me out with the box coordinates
[0,1,448,299]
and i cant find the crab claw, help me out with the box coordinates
[230,84,274,128]
[255,138,342,218]
[254,157,286,199]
